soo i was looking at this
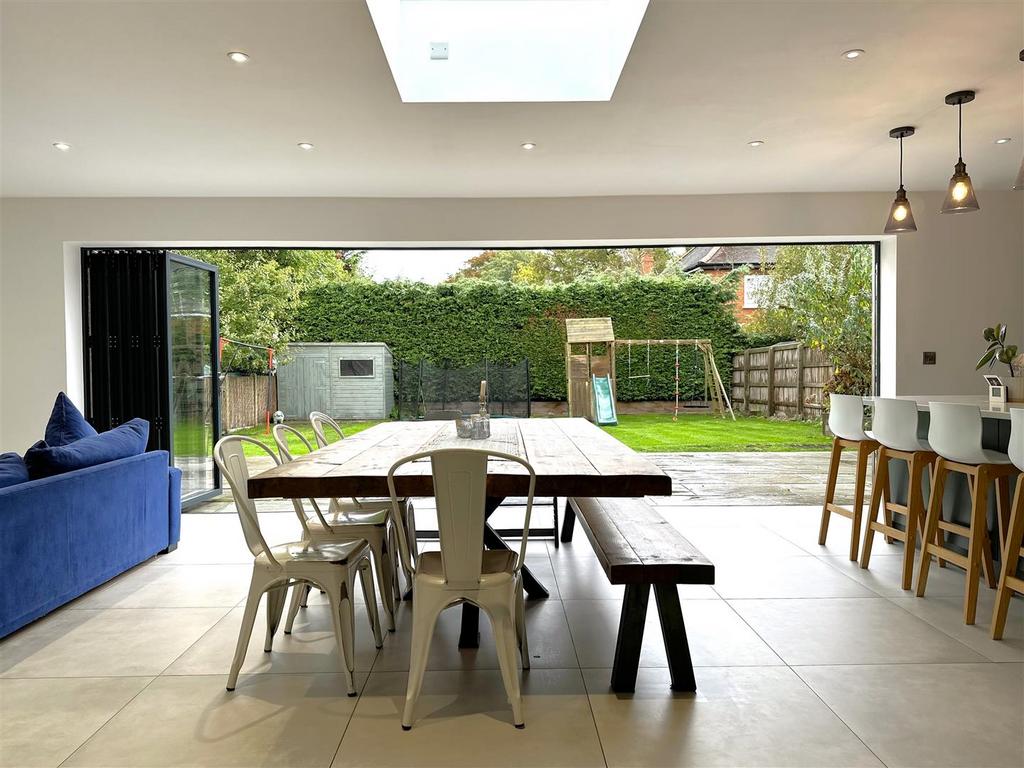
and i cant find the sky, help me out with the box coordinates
[359,249,479,284]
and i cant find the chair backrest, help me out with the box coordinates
[310,411,344,448]
[828,394,868,441]
[387,448,536,590]
[870,398,922,451]
[213,435,280,567]
[1009,408,1024,472]
[271,424,331,535]
[927,401,984,463]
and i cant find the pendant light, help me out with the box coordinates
[940,90,980,213]
[884,126,917,234]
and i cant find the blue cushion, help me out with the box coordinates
[24,418,150,480]
[44,392,97,447]
[0,453,29,489]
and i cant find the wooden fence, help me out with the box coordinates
[731,342,833,418]
[221,374,278,431]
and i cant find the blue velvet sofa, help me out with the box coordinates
[0,451,181,638]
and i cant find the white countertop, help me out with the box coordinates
[864,395,1022,420]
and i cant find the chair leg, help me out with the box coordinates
[860,447,889,569]
[402,589,445,730]
[325,579,358,696]
[515,574,530,670]
[849,442,872,561]
[358,559,384,649]
[264,584,288,653]
[917,459,948,597]
[993,480,1024,640]
[490,607,525,728]
[818,439,843,546]
[284,581,305,634]
[227,573,264,691]
[369,536,396,633]
[300,583,311,608]
[995,475,1013,554]
[964,467,990,625]
[901,456,925,591]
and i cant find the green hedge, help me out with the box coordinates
[296,276,744,401]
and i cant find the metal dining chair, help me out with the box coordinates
[273,423,401,632]
[214,435,381,696]
[387,447,534,730]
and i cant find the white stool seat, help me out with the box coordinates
[928,401,1012,465]
[865,429,932,453]
[829,394,870,442]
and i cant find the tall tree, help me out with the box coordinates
[449,247,677,284]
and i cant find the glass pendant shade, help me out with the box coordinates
[941,159,980,213]
[884,186,917,233]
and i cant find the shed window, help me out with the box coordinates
[340,359,374,377]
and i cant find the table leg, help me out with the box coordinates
[459,495,551,648]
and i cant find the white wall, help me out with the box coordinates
[1,192,1021,451]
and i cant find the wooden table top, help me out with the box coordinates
[247,417,673,500]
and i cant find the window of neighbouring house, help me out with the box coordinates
[340,359,374,377]
[743,274,771,309]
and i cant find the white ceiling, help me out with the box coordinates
[1,0,1021,197]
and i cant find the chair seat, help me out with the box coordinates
[938,448,1013,466]
[867,431,933,453]
[417,550,518,586]
[257,539,366,566]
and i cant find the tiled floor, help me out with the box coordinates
[1,503,1022,768]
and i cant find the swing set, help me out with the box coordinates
[564,318,735,422]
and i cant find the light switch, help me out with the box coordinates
[923,351,936,365]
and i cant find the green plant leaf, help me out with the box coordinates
[984,326,996,342]
[976,348,996,370]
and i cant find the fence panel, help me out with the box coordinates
[731,342,833,418]
[221,374,278,431]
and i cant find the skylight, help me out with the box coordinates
[366,0,649,103]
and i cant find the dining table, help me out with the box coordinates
[247,416,673,647]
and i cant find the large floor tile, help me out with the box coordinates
[0,676,151,767]
[564,598,781,668]
[712,555,878,599]
[679,525,812,562]
[583,666,882,767]
[0,607,229,678]
[332,668,605,767]
[69,564,254,609]
[62,673,362,767]
[889,591,1024,662]
[164,602,381,678]
[818,553,969,598]
[730,598,987,665]
[797,663,1024,768]
[371,598,578,672]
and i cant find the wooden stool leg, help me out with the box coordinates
[860,447,889,569]
[819,439,843,546]
[849,442,872,561]
[917,459,948,597]
[995,475,1012,555]
[964,467,990,625]
[901,455,925,591]
[927,461,947,569]
[992,480,1024,640]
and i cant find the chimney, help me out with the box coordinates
[640,250,654,275]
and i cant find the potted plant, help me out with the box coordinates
[976,324,1023,402]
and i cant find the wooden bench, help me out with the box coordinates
[567,497,715,693]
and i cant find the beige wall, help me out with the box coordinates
[1,192,1021,451]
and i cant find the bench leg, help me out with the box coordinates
[560,498,576,543]
[611,583,650,693]
[654,584,696,692]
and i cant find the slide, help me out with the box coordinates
[591,374,618,426]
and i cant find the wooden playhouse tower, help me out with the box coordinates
[564,317,617,420]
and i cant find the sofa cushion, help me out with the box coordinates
[0,452,29,489]
[25,418,150,480]
[44,392,98,447]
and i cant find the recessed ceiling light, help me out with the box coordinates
[297,142,315,151]
[521,142,537,150]
[227,51,250,64]
[995,137,1012,144]
[52,141,71,152]
[842,49,865,60]
[747,140,765,147]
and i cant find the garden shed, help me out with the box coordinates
[278,342,394,420]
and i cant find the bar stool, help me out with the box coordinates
[818,394,879,561]
[992,408,1024,639]
[860,398,937,589]
[916,402,1017,625]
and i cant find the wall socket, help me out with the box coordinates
[430,42,449,60]
[923,351,936,365]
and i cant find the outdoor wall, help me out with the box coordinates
[1,192,1021,451]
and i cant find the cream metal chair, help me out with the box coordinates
[818,394,880,560]
[860,398,938,588]
[387,448,534,730]
[992,408,1024,639]
[214,435,382,696]
[916,402,1017,625]
[273,423,401,632]
[308,411,417,597]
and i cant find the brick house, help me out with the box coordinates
[677,245,777,323]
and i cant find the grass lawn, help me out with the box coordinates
[602,413,831,452]
[230,420,383,457]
